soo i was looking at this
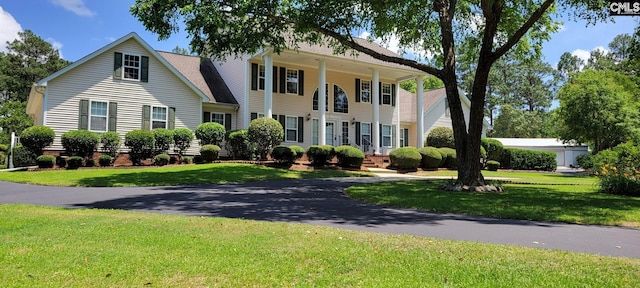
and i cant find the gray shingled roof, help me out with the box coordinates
[157,51,238,105]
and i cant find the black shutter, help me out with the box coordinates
[250,112,258,121]
[279,67,286,93]
[391,84,396,107]
[141,56,149,82]
[251,63,258,91]
[297,117,304,143]
[273,66,278,93]
[168,107,175,130]
[404,129,409,147]
[355,78,361,102]
[379,124,383,147]
[225,113,232,131]
[355,122,361,146]
[379,82,383,105]
[298,70,304,96]
[108,102,117,132]
[142,105,151,130]
[113,52,122,79]
[278,115,286,129]
[272,114,278,121]
[79,99,89,130]
[203,112,211,123]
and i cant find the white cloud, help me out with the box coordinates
[46,37,64,58]
[50,0,95,17]
[571,46,609,63]
[0,6,23,53]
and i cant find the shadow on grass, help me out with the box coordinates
[75,164,361,187]
[346,180,640,227]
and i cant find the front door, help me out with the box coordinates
[325,122,335,146]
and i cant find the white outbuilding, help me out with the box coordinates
[492,138,589,168]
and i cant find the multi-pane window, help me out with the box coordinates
[342,121,349,145]
[258,65,266,90]
[90,101,108,132]
[123,54,140,80]
[285,116,298,142]
[400,128,409,147]
[286,69,299,94]
[152,106,167,129]
[211,113,225,126]
[360,80,371,103]
[361,123,371,148]
[312,119,319,145]
[382,124,392,147]
[312,84,329,111]
[382,83,392,105]
[334,85,348,113]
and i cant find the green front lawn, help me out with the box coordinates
[347,172,640,227]
[1,204,638,287]
[0,163,370,187]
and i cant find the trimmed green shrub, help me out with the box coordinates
[270,146,297,166]
[154,153,171,166]
[500,148,556,171]
[437,148,448,167]
[200,144,220,162]
[225,129,254,160]
[426,127,455,149]
[440,147,457,168]
[20,126,55,155]
[487,160,500,171]
[481,138,504,162]
[306,145,334,166]
[289,145,305,160]
[153,128,174,154]
[335,145,365,168]
[66,156,84,169]
[182,156,193,164]
[124,130,155,165]
[98,154,113,167]
[0,152,5,168]
[172,128,194,158]
[100,131,120,157]
[56,156,66,168]
[418,146,442,169]
[595,142,640,196]
[193,155,204,164]
[36,155,55,168]
[0,144,8,152]
[195,122,226,146]
[248,118,284,160]
[61,130,100,159]
[592,149,619,173]
[12,146,37,167]
[480,146,487,160]
[576,153,593,170]
[389,147,422,170]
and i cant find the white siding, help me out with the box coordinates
[214,58,246,128]
[45,39,202,155]
[423,97,474,139]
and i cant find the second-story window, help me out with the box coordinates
[123,54,140,80]
[286,69,299,94]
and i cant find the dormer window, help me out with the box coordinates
[114,52,149,82]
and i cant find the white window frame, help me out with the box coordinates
[122,53,141,81]
[258,65,266,91]
[209,112,225,126]
[286,69,299,94]
[333,84,348,113]
[341,121,349,145]
[400,128,408,147]
[151,105,168,129]
[382,124,392,147]
[89,100,108,132]
[312,118,319,145]
[360,80,371,103]
[382,83,392,105]
[361,122,372,147]
[257,113,265,118]
[285,115,298,142]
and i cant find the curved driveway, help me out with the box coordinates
[1,178,639,258]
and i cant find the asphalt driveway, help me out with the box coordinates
[1,178,639,258]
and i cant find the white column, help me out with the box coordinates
[263,52,273,118]
[243,56,251,128]
[416,76,425,147]
[395,81,401,148]
[372,69,380,155]
[318,59,327,145]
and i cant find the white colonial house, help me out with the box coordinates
[27,32,465,157]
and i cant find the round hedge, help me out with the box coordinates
[306,145,334,166]
[289,145,305,160]
[36,155,55,168]
[61,130,100,158]
[335,145,365,168]
[154,153,171,166]
[270,146,297,166]
[200,144,221,163]
[481,138,504,162]
[389,147,422,170]
[172,128,194,156]
[153,128,174,154]
[124,130,155,165]
[426,127,455,149]
[66,156,84,169]
[195,122,226,146]
[248,118,284,160]
[12,146,37,167]
[437,148,448,167]
[440,147,457,168]
[486,160,500,171]
[418,146,442,169]
[20,126,55,155]
[225,129,254,160]
[100,131,120,157]
[98,154,113,167]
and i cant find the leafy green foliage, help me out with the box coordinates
[575,153,593,170]
[100,132,121,158]
[172,128,194,157]
[0,101,33,136]
[11,146,36,167]
[98,155,113,167]
[36,155,55,168]
[182,156,193,164]
[486,160,500,171]
[154,153,171,166]
[306,145,335,167]
[481,138,504,162]
[66,156,84,169]
[289,145,305,160]
[19,126,55,155]
[225,129,254,160]
[248,118,283,160]
[593,142,640,196]
[195,122,225,146]
[436,148,448,168]
[124,130,155,165]
[500,148,556,171]
[418,146,442,169]
[440,147,457,169]
[426,127,455,149]
[61,130,100,159]
[270,146,297,166]
[200,144,220,163]
[335,145,365,168]
[399,75,444,93]
[389,147,422,170]
[152,128,174,154]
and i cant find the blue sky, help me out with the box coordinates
[0,1,638,67]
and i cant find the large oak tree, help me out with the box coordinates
[131,0,608,186]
